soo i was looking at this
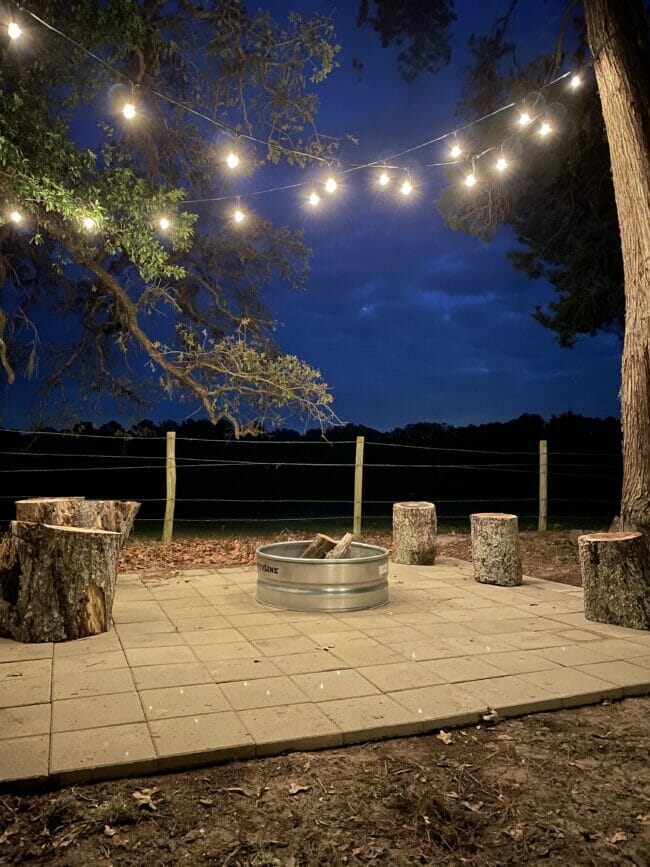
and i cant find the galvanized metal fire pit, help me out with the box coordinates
[256,540,389,612]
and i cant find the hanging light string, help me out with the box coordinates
[12,5,332,166]
[4,8,585,221]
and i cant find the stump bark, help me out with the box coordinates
[578,531,650,630]
[15,497,139,546]
[392,502,437,565]
[0,521,121,642]
[471,513,522,586]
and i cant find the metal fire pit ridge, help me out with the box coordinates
[256,540,389,612]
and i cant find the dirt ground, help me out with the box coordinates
[1,700,648,865]
[3,531,647,866]
[118,530,586,587]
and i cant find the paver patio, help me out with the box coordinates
[1,556,649,784]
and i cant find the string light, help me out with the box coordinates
[9,211,22,224]
[464,172,477,188]
[82,216,96,231]
[122,103,136,120]
[324,176,337,194]
[495,156,508,172]
[378,172,390,187]
[7,22,21,39]
[400,180,413,196]
[158,217,170,231]
[308,191,320,207]
[518,111,532,126]
[233,208,245,223]
[226,151,240,169]
[570,74,581,89]
[450,143,462,159]
[539,121,552,137]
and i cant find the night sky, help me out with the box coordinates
[3,0,623,431]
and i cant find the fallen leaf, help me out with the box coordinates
[436,730,453,745]
[0,824,19,844]
[199,798,213,807]
[132,788,158,811]
[608,831,627,844]
[422,815,431,825]
[288,783,311,796]
[482,709,500,724]
[462,800,484,813]
[636,814,650,825]
[104,825,116,837]
[223,787,254,798]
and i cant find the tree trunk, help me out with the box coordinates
[584,0,650,548]
[578,531,650,629]
[15,497,139,546]
[392,501,437,565]
[0,521,121,643]
[470,513,522,586]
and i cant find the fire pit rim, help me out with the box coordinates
[256,540,389,565]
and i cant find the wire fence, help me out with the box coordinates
[0,427,622,539]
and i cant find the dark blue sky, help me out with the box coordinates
[2,0,622,431]
[251,0,622,430]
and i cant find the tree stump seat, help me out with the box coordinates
[392,501,437,565]
[471,512,522,586]
[578,531,650,630]
[0,497,140,643]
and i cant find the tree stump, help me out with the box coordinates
[471,513,522,586]
[0,521,121,643]
[392,502,437,565]
[16,498,139,547]
[14,497,85,526]
[578,531,650,630]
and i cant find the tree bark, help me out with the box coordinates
[0,521,121,643]
[15,498,140,547]
[584,0,650,548]
[470,513,522,586]
[578,531,650,629]
[392,502,437,565]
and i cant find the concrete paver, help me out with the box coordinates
[52,692,144,732]
[0,557,648,785]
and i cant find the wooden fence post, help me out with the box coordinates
[162,431,176,544]
[353,436,365,540]
[538,439,548,532]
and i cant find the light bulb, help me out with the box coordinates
[82,217,95,231]
[539,121,552,137]
[8,22,21,39]
[464,173,477,188]
[308,192,320,207]
[518,112,531,126]
[159,217,170,231]
[233,209,245,223]
[122,103,136,120]
[400,180,413,196]
[496,157,508,172]
[570,74,581,89]
[450,144,462,159]
[9,210,22,224]
[324,177,337,194]
[226,152,240,169]
[378,172,390,187]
